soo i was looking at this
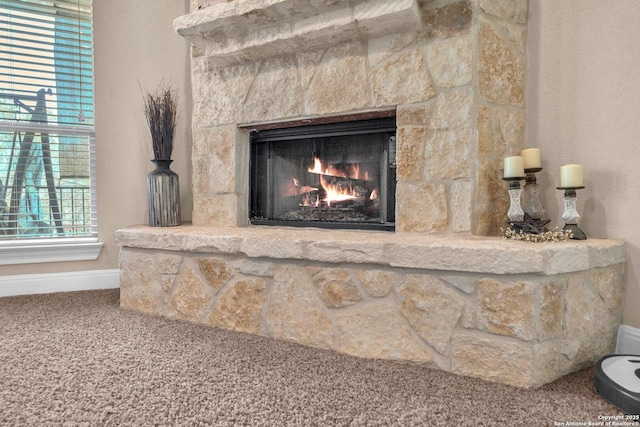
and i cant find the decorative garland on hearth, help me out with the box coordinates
[502,227,573,243]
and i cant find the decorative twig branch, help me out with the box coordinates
[142,81,178,161]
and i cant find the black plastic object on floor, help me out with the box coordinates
[594,354,640,415]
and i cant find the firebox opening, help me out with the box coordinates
[250,116,396,231]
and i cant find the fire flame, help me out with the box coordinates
[307,157,370,181]
[320,175,357,207]
[298,157,377,208]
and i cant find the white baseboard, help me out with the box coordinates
[616,324,640,355]
[0,269,120,298]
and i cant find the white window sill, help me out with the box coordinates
[0,238,103,265]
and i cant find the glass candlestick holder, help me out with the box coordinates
[503,176,525,231]
[557,186,587,240]
[522,167,551,234]
[523,168,544,219]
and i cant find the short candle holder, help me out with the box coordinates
[523,167,550,234]
[557,186,587,240]
[503,176,525,231]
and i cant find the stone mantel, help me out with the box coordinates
[117,225,625,276]
[174,0,422,65]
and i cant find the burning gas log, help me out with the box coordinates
[288,156,380,211]
[283,178,319,197]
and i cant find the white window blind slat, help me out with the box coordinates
[0,0,96,241]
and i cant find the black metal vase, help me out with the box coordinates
[147,159,181,227]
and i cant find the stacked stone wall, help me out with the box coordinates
[120,241,624,388]
[188,0,528,235]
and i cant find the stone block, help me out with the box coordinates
[563,273,619,367]
[474,157,510,236]
[396,102,430,127]
[155,253,183,275]
[206,278,267,334]
[240,236,304,259]
[354,0,422,38]
[306,267,363,308]
[451,332,533,388]
[477,105,492,157]
[424,127,474,180]
[426,87,474,131]
[368,33,414,68]
[305,239,385,265]
[426,35,473,87]
[371,49,435,106]
[265,264,334,349]
[417,1,473,41]
[185,234,243,254]
[589,240,627,268]
[477,278,535,340]
[233,259,274,277]
[193,195,240,226]
[170,264,215,323]
[396,182,448,234]
[191,155,209,197]
[191,58,238,127]
[306,42,371,115]
[195,258,234,293]
[451,180,472,232]
[242,55,303,123]
[538,278,566,340]
[441,275,475,294]
[592,266,625,314]
[220,60,261,105]
[477,0,528,23]
[531,342,560,388]
[296,49,324,90]
[396,127,427,181]
[461,298,476,328]
[477,17,525,106]
[207,126,241,194]
[396,274,465,354]
[545,245,590,275]
[493,106,525,160]
[293,7,355,48]
[355,269,399,297]
[119,250,166,316]
[334,299,433,363]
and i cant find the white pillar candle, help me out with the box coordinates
[503,156,524,178]
[521,148,541,169]
[560,164,584,187]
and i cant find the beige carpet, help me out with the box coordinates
[0,289,623,426]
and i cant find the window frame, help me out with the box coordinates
[0,0,100,264]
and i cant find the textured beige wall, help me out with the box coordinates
[527,1,640,328]
[0,0,192,276]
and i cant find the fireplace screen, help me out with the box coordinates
[250,117,396,231]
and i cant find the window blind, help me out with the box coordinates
[0,0,96,240]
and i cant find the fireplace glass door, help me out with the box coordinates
[250,117,396,231]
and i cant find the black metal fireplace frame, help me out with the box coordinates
[249,116,397,231]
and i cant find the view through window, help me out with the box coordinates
[0,0,95,241]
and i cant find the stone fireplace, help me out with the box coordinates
[117,0,627,388]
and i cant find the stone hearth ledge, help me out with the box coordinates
[115,225,626,276]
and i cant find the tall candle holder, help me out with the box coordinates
[557,186,587,240]
[503,176,525,231]
[522,167,550,234]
